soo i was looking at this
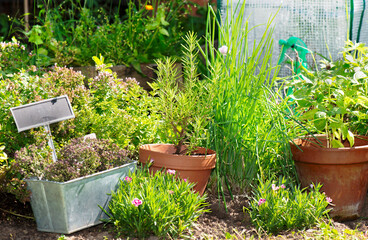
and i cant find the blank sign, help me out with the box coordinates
[11,95,75,132]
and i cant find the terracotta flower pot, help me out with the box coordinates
[290,135,368,221]
[139,144,216,195]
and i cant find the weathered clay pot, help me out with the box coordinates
[139,144,216,195]
[290,135,368,221]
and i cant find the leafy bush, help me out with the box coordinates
[246,178,331,234]
[86,56,161,154]
[26,0,193,68]
[0,37,33,76]
[103,167,209,239]
[0,57,160,158]
[0,66,90,157]
[286,41,368,147]
[0,141,8,191]
[8,137,131,202]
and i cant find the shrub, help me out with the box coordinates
[0,65,91,157]
[0,141,8,191]
[86,56,161,154]
[0,37,33,76]
[103,167,209,239]
[246,178,331,234]
[8,137,131,202]
[27,0,193,68]
[0,58,159,158]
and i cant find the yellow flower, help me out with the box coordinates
[145,5,153,10]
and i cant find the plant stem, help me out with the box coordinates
[0,207,35,220]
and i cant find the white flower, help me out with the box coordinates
[218,45,228,56]
[325,79,332,85]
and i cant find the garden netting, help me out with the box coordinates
[219,0,368,76]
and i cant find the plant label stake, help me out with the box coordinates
[10,95,75,162]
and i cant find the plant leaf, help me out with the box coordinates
[331,139,344,148]
[299,108,318,120]
[159,28,169,37]
[347,130,355,147]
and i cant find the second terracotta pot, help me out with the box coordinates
[139,144,216,195]
[290,135,368,221]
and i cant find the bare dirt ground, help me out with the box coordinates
[1,190,368,240]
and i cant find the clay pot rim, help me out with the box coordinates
[139,143,216,156]
[291,134,368,151]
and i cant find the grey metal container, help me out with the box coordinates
[26,161,137,234]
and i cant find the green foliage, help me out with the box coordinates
[314,221,367,239]
[86,57,161,154]
[246,179,331,234]
[0,141,9,191]
[149,32,212,154]
[1,58,159,199]
[286,41,368,148]
[8,137,131,202]
[25,0,193,68]
[0,66,90,157]
[0,58,159,158]
[0,37,33,76]
[103,167,209,239]
[201,2,294,197]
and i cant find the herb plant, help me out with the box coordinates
[103,166,209,239]
[8,137,131,202]
[150,31,212,154]
[201,1,293,199]
[246,178,331,234]
[287,41,368,147]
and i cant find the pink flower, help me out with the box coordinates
[258,198,266,206]
[272,184,279,191]
[280,184,286,189]
[168,190,174,194]
[218,45,228,56]
[167,169,176,175]
[310,184,314,189]
[183,178,187,182]
[149,158,154,164]
[124,176,132,182]
[132,198,143,207]
[326,197,333,203]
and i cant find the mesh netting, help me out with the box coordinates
[219,0,367,76]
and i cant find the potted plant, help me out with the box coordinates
[9,137,136,234]
[139,32,216,195]
[287,40,368,220]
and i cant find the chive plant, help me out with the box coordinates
[201,1,295,204]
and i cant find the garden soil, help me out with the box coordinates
[1,190,368,240]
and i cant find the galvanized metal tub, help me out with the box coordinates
[26,161,137,234]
